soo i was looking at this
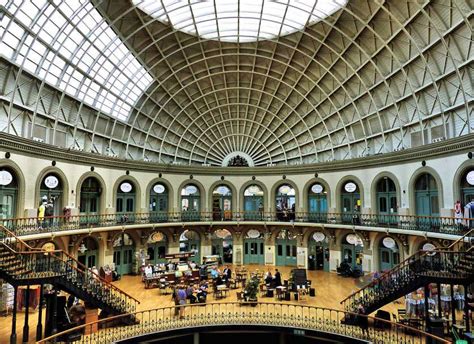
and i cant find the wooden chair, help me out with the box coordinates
[259,284,267,297]
[275,287,285,301]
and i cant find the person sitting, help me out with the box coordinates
[222,265,232,283]
[210,266,220,279]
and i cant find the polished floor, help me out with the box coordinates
[0,266,411,343]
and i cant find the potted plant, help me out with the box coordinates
[243,274,259,306]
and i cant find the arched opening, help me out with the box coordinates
[460,169,474,227]
[308,231,329,271]
[341,233,364,270]
[181,184,201,221]
[39,173,63,218]
[212,185,232,221]
[243,185,264,220]
[275,229,297,266]
[116,180,136,216]
[180,230,200,263]
[308,183,327,222]
[275,184,295,222]
[414,173,439,217]
[243,229,264,265]
[0,168,18,219]
[376,177,397,224]
[147,231,168,265]
[378,236,400,271]
[149,183,169,222]
[211,229,233,263]
[80,177,101,217]
[340,181,360,223]
[77,237,98,269]
[113,233,135,275]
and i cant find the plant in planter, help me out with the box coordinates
[243,274,259,305]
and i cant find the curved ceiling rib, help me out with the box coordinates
[0,0,472,166]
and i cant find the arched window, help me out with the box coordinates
[211,229,233,263]
[78,237,98,268]
[243,229,264,265]
[147,231,167,265]
[113,233,135,275]
[414,173,439,216]
[116,181,136,214]
[275,184,295,222]
[308,183,327,222]
[460,169,474,214]
[80,177,101,215]
[308,232,329,271]
[341,233,364,270]
[181,184,200,221]
[376,177,397,224]
[150,183,168,222]
[0,168,18,219]
[40,173,63,218]
[275,229,297,266]
[212,185,232,220]
[180,230,200,263]
[379,237,400,271]
[243,185,264,220]
[340,181,360,223]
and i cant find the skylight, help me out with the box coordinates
[132,0,347,42]
[1,0,153,121]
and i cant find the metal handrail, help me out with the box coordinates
[37,302,451,344]
[1,211,472,237]
[0,226,140,306]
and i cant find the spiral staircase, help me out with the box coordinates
[0,226,139,316]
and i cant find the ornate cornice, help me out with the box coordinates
[1,132,473,176]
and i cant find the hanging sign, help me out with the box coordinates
[217,186,230,195]
[153,184,165,194]
[44,175,59,189]
[0,170,13,186]
[120,182,132,193]
[185,185,198,194]
[41,242,56,252]
[311,184,323,194]
[312,232,325,242]
[215,229,231,239]
[382,237,396,249]
[346,234,363,246]
[246,229,260,238]
[422,243,436,251]
[150,231,165,242]
[278,185,291,195]
[344,182,357,193]
[466,171,474,186]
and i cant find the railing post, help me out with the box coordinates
[10,286,17,344]
[22,285,30,343]
[36,284,44,341]
[464,284,470,333]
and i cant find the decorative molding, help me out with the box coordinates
[0,132,473,175]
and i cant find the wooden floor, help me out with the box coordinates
[0,266,410,343]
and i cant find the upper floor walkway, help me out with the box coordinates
[3,210,472,239]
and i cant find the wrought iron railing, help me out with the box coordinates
[341,229,474,313]
[2,211,472,237]
[36,302,450,344]
[0,226,139,314]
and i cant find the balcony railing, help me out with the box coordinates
[1,211,471,237]
[37,302,450,344]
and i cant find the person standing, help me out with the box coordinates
[357,303,369,337]
[38,198,46,229]
[273,269,282,287]
[176,285,187,319]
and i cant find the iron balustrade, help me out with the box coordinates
[37,302,450,344]
[0,226,140,315]
[341,229,474,314]
[0,211,471,237]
